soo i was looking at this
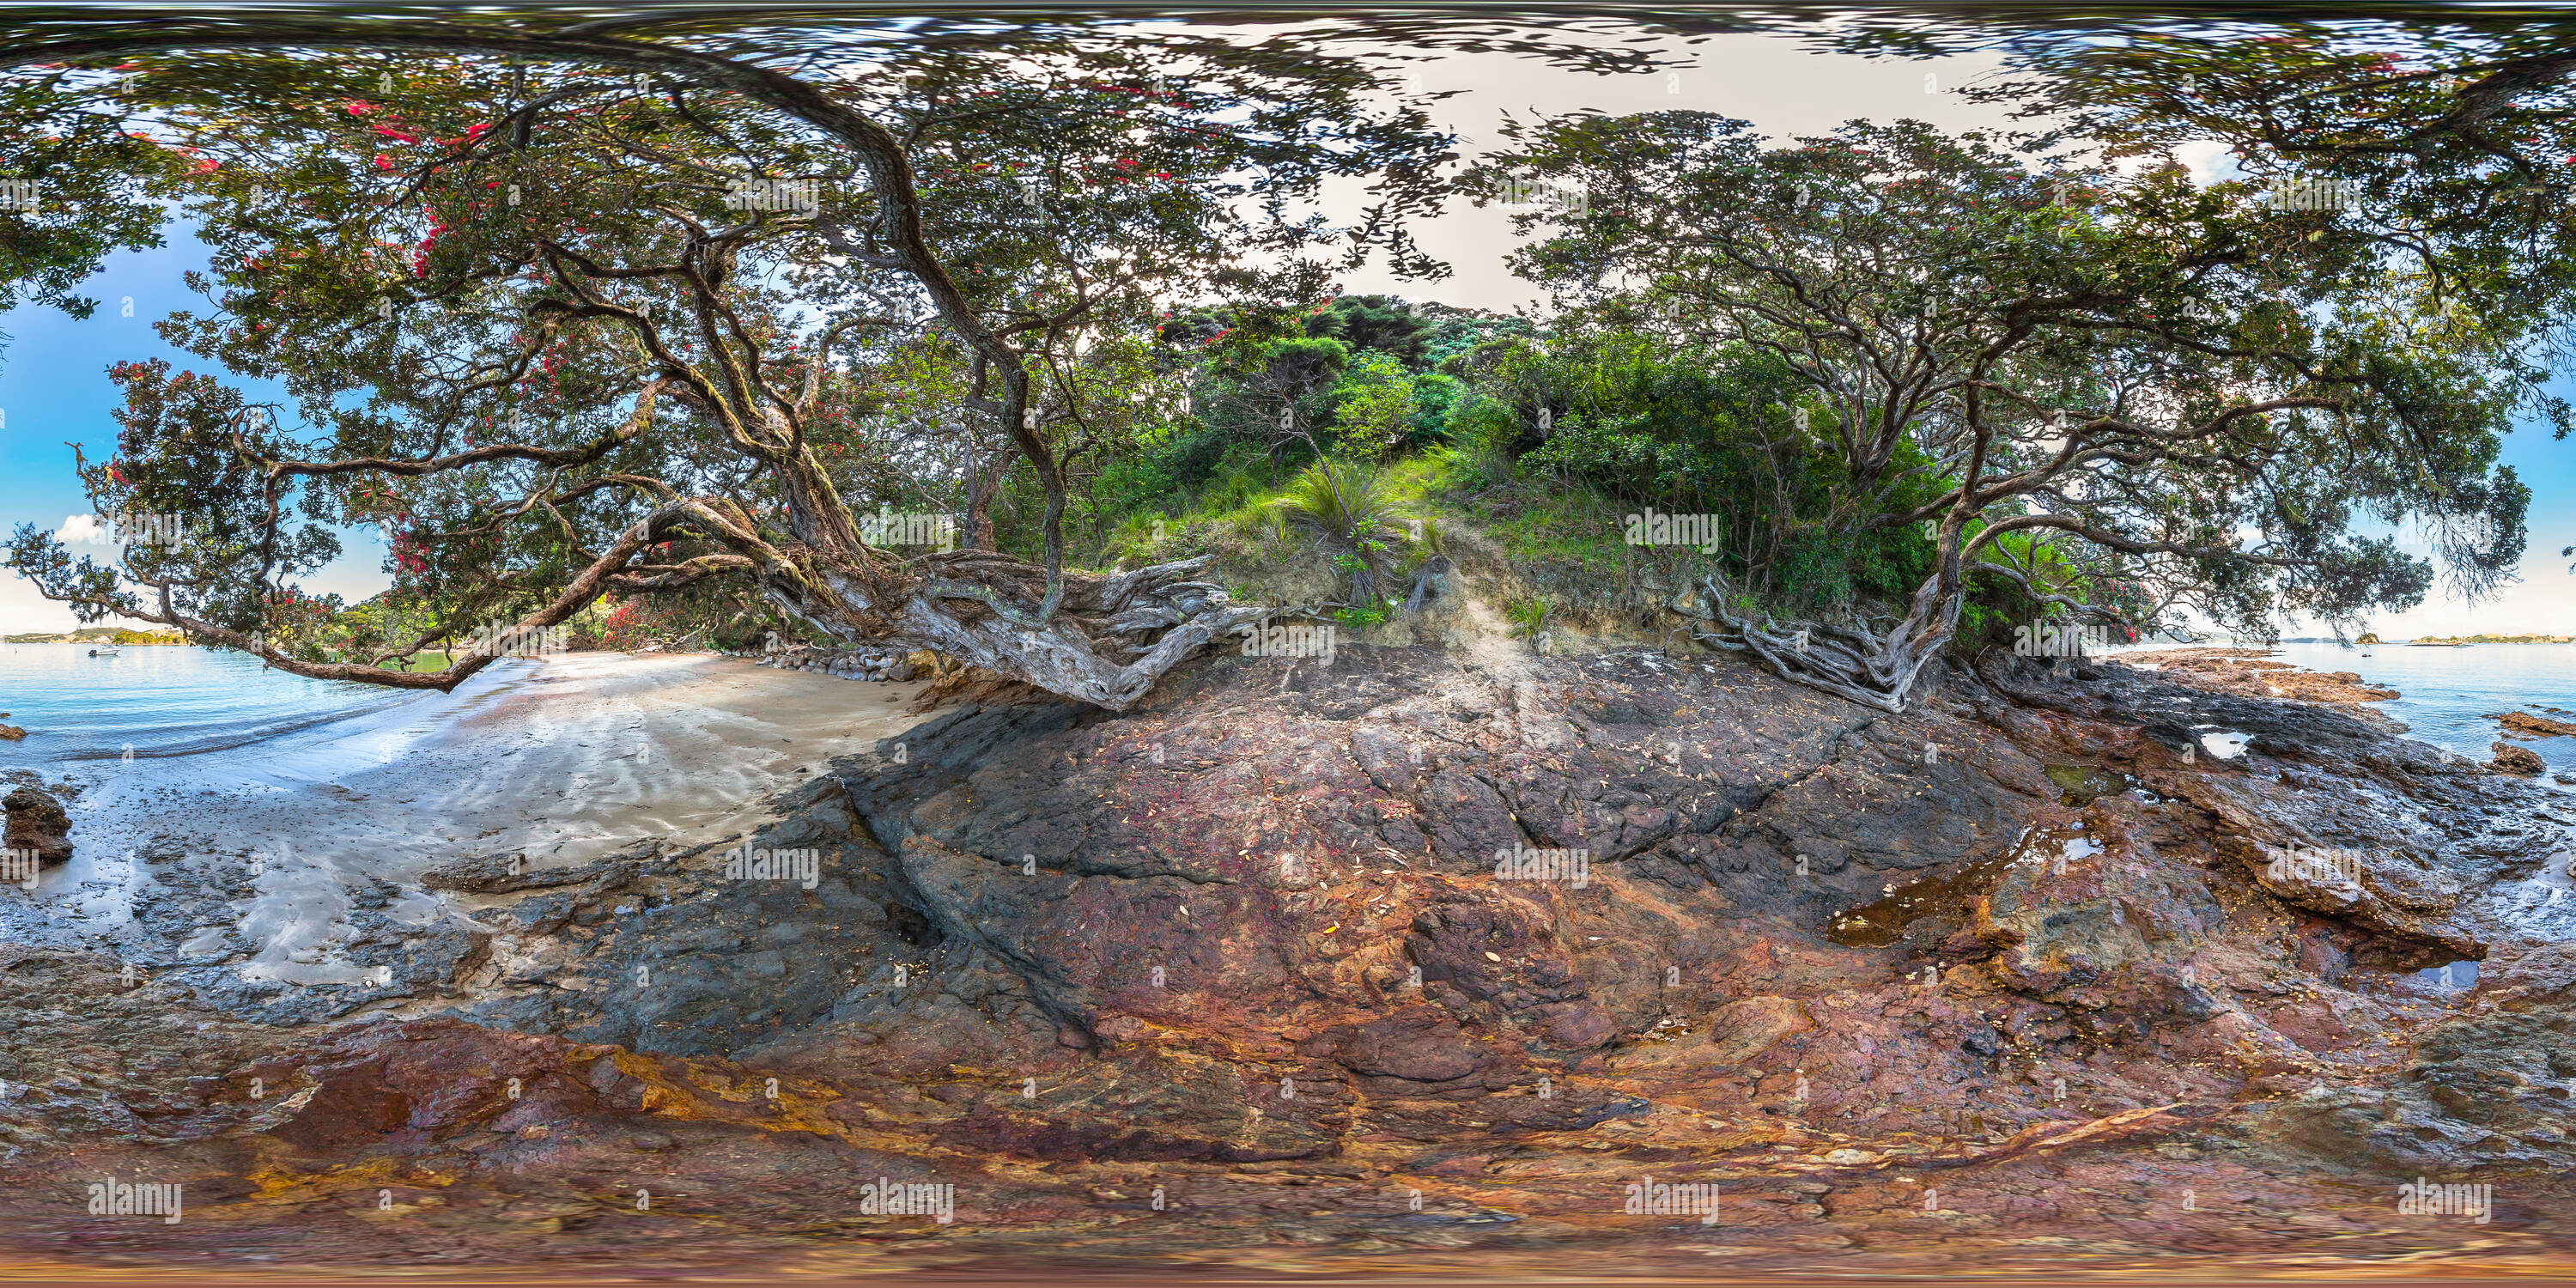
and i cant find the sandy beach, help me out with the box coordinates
[4,652,932,988]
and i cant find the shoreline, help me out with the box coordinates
[2110,644,2576,781]
[0,639,2563,1276]
[2,652,938,997]
[2104,646,2403,705]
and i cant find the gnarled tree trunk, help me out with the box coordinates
[767,548,1269,710]
[1673,562,1965,714]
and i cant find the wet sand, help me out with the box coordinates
[9,651,932,985]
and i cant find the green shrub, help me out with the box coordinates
[1274,458,1410,608]
[1504,598,1553,637]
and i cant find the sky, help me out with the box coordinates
[5,24,2574,639]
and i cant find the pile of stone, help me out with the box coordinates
[738,641,944,683]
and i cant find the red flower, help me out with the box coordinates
[345,100,376,115]
[373,155,395,172]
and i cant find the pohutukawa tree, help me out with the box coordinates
[1485,114,2542,710]
[0,17,1456,708]
[1956,20,2576,572]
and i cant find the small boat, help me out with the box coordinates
[88,643,118,657]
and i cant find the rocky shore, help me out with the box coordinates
[0,641,2568,1279]
[739,641,952,684]
[2116,647,2402,705]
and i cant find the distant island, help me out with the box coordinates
[3,627,188,645]
[2261,631,2571,646]
[2408,634,2573,645]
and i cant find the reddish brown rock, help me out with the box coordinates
[0,644,2567,1277]
[2492,710,2576,738]
[1702,995,1816,1066]
[1334,1006,1487,1083]
[2120,647,2399,704]
[2,785,70,863]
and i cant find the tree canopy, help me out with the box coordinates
[5,12,2573,713]
[1483,111,2537,705]
[1,17,1461,707]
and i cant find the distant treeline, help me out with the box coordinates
[3,627,187,644]
[2409,634,2574,645]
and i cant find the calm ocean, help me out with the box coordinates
[0,642,422,765]
[2127,641,2576,780]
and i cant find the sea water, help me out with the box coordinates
[0,642,422,766]
[2255,641,2576,780]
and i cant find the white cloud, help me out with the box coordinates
[1318,34,2025,313]
[2173,139,2239,188]
[0,571,82,634]
[56,513,106,545]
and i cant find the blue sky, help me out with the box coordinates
[0,224,398,635]
[6,33,2575,637]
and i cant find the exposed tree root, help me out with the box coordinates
[1669,574,1948,714]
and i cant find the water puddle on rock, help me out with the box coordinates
[2412,960,2480,991]
[230,846,396,988]
[2044,763,2134,806]
[1826,825,2101,948]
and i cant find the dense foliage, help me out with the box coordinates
[2,13,2568,710]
